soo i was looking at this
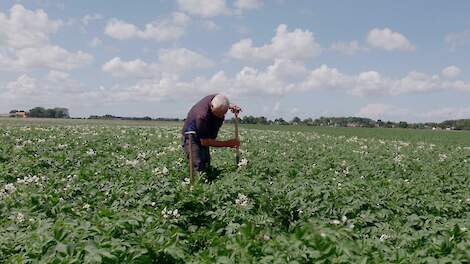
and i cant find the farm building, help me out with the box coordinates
[9,110,28,118]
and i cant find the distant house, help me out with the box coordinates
[347,123,359,128]
[9,110,28,118]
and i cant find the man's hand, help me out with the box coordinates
[225,139,240,148]
[229,104,242,115]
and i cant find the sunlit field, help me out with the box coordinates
[1,118,470,262]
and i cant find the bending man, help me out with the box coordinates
[182,94,241,172]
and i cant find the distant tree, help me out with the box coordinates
[398,121,408,128]
[274,118,288,125]
[29,107,47,118]
[302,118,313,126]
[291,116,301,124]
[258,116,269,125]
[52,108,70,118]
[29,107,69,118]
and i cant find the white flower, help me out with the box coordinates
[16,212,24,223]
[162,167,169,175]
[438,153,448,162]
[154,167,169,176]
[83,203,90,210]
[393,154,404,163]
[86,149,96,156]
[172,209,180,218]
[162,207,180,219]
[151,202,156,207]
[237,158,248,167]
[125,159,139,167]
[235,193,249,207]
[182,178,191,186]
[330,220,341,225]
[379,234,390,241]
[4,183,16,193]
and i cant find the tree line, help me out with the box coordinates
[9,107,70,118]
[227,115,470,130]
[7,108,470,130]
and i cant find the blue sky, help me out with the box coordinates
[0,0,469,122]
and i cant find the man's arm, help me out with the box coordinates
[200,138,240,148]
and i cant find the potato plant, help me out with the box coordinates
[1,122,470,263]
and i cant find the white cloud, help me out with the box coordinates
[0,4,93,71]
[104,19,138,39]
[81,13,103,26]
[229,24,321,62]
[2,71,84,99]
[441,65,461,78]
[5,74,39,96]
[16,46,92,70]
[0,4,62,49]
[0,45,93,71]
[357,103,409,120]
[330,40,366,55]
[89,37,102,47]
[177,0,230,17]
[390,71,440,95]
[420,107,470,121]
[201,20,220,31]
[358,103,470,122]
[158,48,214,72]
[102,48,213,78]
[100,56,470,103]
[366,27,415,51]
[105,12,190,42]
[102,57,159,78]
[445,28,470,50]
[234,0,263,11]
[46,70,71,82]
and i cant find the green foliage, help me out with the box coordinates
[1,121,470,262]
[28,107,70,118]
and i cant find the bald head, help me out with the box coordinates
[211,94,230,118]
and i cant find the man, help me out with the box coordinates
[182,94,241,172]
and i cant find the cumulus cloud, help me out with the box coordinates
[366,27,415,51]
[445,28,470,50]
[158,48,214,72]
[101,59,470,102]
[102,48,214,78]
[2,71,84,99]
[420,107,470,121]
[0,4,93,71]
[330,40,366,55]
[357,104,409,120]
[89,37,102,47]
[441,65,461,78]
[201,20,220,31]
[105,12,190,42]
[5,74,39,96]
[102,57,159,78]
[81,13,103,26]
[229,24,321,62]
[177,0,230,17]
[0,4,62,49]
[234,0,263,12]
